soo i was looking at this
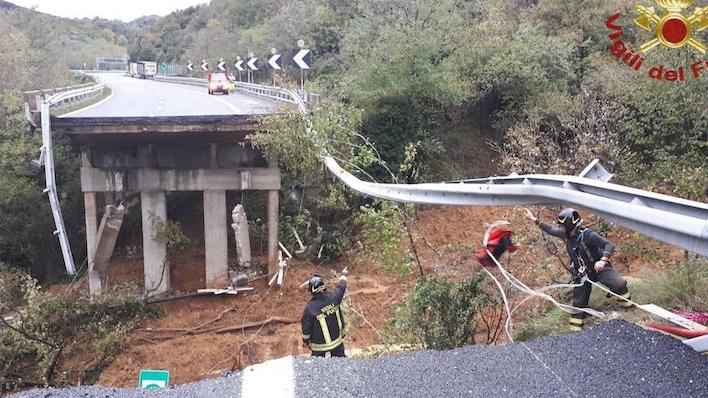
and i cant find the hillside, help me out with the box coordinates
[2,0,708,394]
[0,1,136,89]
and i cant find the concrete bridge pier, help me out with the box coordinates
[83,191,101,295]
[141,191,170,295]
[204,189,228,288]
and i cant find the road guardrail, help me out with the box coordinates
[152,75,307,112]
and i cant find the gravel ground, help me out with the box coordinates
[9,320,708,398]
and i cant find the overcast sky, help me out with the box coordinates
[9,0,210,22]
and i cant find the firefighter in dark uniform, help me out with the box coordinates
[524,208,633,331]
[301,268,348,357]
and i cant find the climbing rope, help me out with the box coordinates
[481,221,606,343]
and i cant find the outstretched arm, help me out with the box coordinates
[523,208,565,237]
[332,268,348,304]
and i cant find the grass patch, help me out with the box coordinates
[633,258,708,311]
[513,306,569,341]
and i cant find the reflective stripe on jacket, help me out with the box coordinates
[301,279,347,352]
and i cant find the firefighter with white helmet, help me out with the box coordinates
[301,268,348,357]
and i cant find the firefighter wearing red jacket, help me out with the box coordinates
[525,208,633,332]
[301,268,348,357]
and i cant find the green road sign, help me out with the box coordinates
[139,369,170,389]
[160,62,168,72]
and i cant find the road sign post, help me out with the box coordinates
[235,57,244,82]
[139,370,170,389]
[247,55,258,84]
[293,45,311,100]
[268,48,282,86]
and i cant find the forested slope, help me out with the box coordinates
[132,0,708,199]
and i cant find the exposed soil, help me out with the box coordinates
[95,258,411,387]
[60,205,683,388]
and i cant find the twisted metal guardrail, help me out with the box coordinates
[24,82,103,126]
[33,83,106,275]
[324,156,708,257]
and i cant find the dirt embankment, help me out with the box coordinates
[78,205,681,387]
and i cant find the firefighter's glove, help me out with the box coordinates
[339,267,348,282]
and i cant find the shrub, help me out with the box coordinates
[513,306,569,342]
[634,258,708,311]
[0,267,158,388]
[354,200,412,277]
[391,274,497,350]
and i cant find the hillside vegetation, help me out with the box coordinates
[132,0,708,198]
[2,0,708,389]
[0,1,135,89]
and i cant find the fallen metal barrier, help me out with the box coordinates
[32,83,106,275]
[324,157,708,257]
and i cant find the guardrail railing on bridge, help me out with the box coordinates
[23,82,104,126]
[152,75,308,112]
[28,83,107,275]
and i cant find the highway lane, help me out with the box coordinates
[62,73,280,118]
[10,321,708,398]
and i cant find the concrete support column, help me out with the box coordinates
[141,191,169,296]
[267,157,279,276]
[84,192,101,295]
[204,190,228,288]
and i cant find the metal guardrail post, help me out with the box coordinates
[40,100,76,274]
[30,83,105,275]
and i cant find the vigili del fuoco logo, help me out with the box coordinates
[607,0,708,81]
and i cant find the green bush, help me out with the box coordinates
[390,274,496,350]
[634,258,708,311]
[354,200,412,277]
[0,267,158,388]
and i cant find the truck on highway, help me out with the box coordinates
[128,62,138,77]
[136,61,157,79]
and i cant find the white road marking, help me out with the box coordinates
[241,355,295,398]
[59,91,114,117]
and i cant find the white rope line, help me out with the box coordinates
[481,221,606,342]
[521,342,579,397]
[586,279,640,307]
[482,267,515,343]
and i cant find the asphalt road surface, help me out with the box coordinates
[9,320,708,398]
[61,73,280,118]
